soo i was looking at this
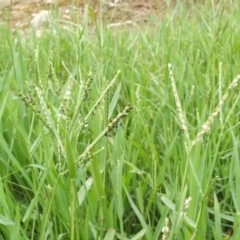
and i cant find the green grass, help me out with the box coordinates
[1,1,240,239]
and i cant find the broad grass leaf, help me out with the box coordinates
[108,83,121,120]
[136,187,144,212]
[161,196,176,211]
[11,205,20,239]
[27,164,46,171]
[0,175,8,212]
[22,199,37,223]
[89,221,97,240]
[57,233,68,240]
[213,192,222,238]
[91,158,105,198]
[0,92,8,119]
[78,177,93,205]
[30,135,42,154]
[130,228,147,240]
[0,137,31,185]
[44,221,53,240]
[0,214,14,226]
[184,216,196,229]
[23,171,47,222]
[123,184,150,238]
[66,135,76,179]
[207,208,233,222]
[232,213,240,239]
[103,228,115,240]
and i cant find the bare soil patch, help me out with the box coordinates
[0,0,228,30]
[0,0,169,29]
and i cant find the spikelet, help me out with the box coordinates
[60,104,132,176]
[191,74,240,148]
[168,63,190,150]
[162,218,169,240]
[68,74,93,135]
[74,70,121,135]
[168,64,203,195]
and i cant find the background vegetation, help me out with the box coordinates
[0,1,240,239]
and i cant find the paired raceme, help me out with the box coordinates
[168,62,240,152]
[168,63,190,147]
[168,63,203,195]
[18,87,60,138]
[191,74,240,147]
[167,63,240,236]
[68,74,93,135]
[73,70,122,136]
[60,104,132,176]
[168,63,240,150]
[19,55,131,176]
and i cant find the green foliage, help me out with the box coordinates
[1,1,240,239]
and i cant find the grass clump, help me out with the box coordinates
[1,1,240,239]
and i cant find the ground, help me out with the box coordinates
[0,0,191,29]
[0,0,225,29]
[0,0,164,27]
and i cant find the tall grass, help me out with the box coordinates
[1,1,240,239]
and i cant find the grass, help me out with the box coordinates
[1,1,240,239]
